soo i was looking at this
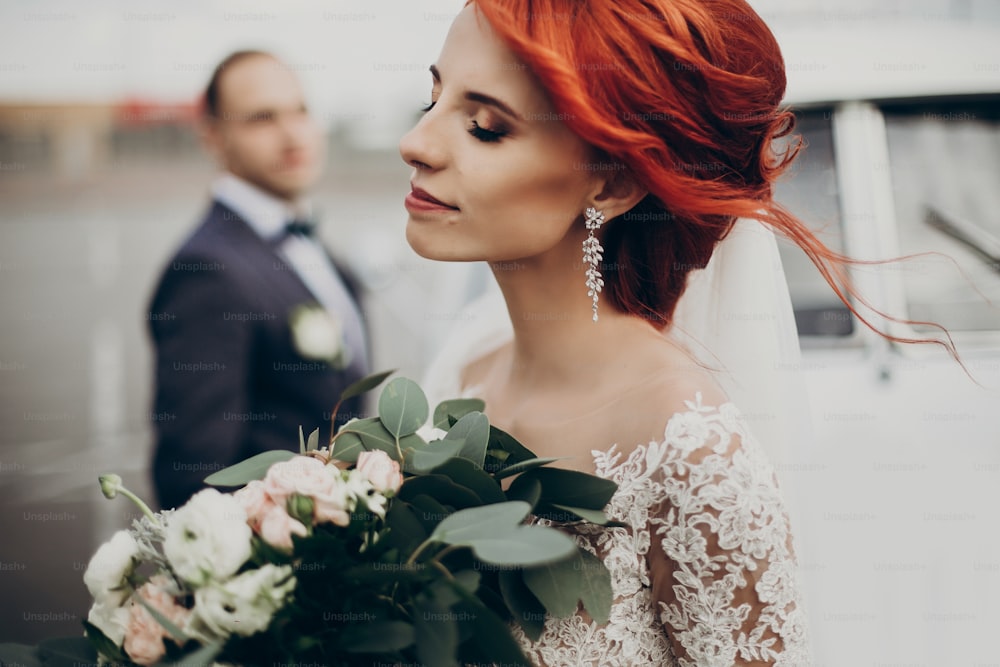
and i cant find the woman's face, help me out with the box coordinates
[399,4,600,264]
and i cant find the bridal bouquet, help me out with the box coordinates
[46,372,620,667]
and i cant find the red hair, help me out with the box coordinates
[469,0,956,355]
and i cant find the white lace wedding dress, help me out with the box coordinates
[422,290,813,667]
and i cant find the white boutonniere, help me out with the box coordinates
[289,304,351,369]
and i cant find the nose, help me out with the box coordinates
[399,109,445,171]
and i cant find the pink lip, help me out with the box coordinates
[405,186,458,212]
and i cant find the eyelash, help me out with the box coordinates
[420,100,508,144]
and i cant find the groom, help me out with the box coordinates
[147,50,370,510]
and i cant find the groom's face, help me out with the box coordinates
[204,55,324,201]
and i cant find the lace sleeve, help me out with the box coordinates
[642,396,811,667]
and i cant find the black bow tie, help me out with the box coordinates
[283,219,317,238]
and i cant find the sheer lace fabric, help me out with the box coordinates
[511,395,811,667]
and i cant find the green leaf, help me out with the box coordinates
[404,438,465,474]
[384,501,428,553]
[523,549,613,623]
[499,569,547,641]
[409,494,453,532]
[340,368,395,401]
[306,427,319,452]
[36,637,97,667]
[429,501,531,546]
[432,458,506,505]
[342,417,397,456]
[157,639,224,667]
[444,412,490,468]
[399,475,483,511]
[0,643,44,667]
[519,467,618,512]
[433,398,486,429]
[341,620,415,652]
[299,424,306,455]
[414,598,460,667]
[504,475,541,509]
[330,430,365,463]
[378,377,429,438]
[493,456,566,480]
[453,598,532,667]
[203,449,296,486]
[548,503,617,525]
[469,525,577,566]
[486,424,537,469]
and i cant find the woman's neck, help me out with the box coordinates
[489,249,662,392]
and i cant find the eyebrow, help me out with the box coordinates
[429,64,523,122]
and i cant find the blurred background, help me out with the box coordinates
[1,0,999,664]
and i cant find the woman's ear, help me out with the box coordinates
[590,170,648,221]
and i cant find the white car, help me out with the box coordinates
[770,20,1000,665]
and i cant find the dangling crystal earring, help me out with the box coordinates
[582,207,605,322]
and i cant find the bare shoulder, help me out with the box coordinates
[610,337,732,449]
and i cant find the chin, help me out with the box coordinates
[405,221,474,262]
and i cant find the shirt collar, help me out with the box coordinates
[210,172,311,240]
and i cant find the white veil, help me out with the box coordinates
[421,218,812,470]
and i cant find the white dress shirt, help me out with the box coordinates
[210,172,368,370]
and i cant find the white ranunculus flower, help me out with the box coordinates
[344,469,387,519]
[290,305,348,365]
[189,564,295,639]
[83,530,140,605]
[163,489,252,587]
[87,598,131,646]
[415,424,448,441]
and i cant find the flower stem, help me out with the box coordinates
[405,538,436,565]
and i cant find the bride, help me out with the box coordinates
[398,1,832,664]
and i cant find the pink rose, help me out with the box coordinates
[258,504,308,551]
[123,576,189,666]
[356,450,404,495]
[311,481,352,527]
[263,457,337,506]
[233,480,277,532]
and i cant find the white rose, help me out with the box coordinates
[355,450,404,495]
[163,489,252,586]
[83,530,140,605]
[290,305,348,364]
[87,598,131,646]
[189,564,295,639]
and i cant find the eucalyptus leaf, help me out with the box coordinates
[499,569,547,641]
[298,424,306,455]
[453,598,531,667]
[548,503,616,525]
[523,549,613,623]
[487,424,537,467]
[202,449,296,487]
[399,475,483,510]
[429,501,530,546]
[468,525,577,566]
[341,620,415,652]
[520,467,618,511]
[404,438,465,474]
[414,598,460,667]
[433,397,486,429]
[408,493,453,532]
[340,368,395,401]
[432,458,506,505]
[378,377,430,438]
[384,501,428,553]
[493,456,566,480]
[0,642,44,667]
[345,417,399,456]
[330,430,366,463]
[504,475,542,509]
[443,412,490,468]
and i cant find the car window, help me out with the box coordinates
[773,109,855,338]
[883,97,1000,332]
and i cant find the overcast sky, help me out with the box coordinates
[0,0,997,146]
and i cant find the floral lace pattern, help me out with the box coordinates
[512,395,811,666]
